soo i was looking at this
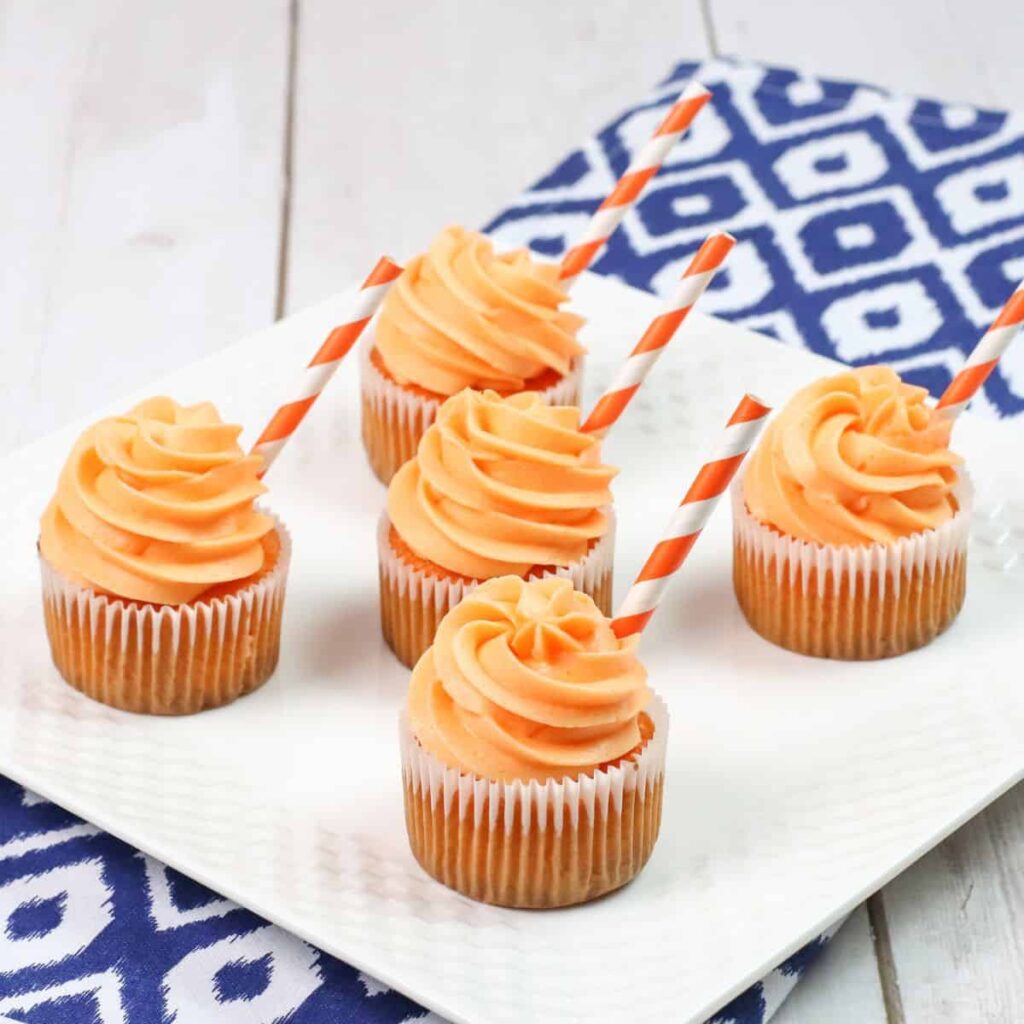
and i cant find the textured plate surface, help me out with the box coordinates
[1,273,1023,1024]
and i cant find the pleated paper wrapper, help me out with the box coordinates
[731,480,971,660]
[400,693,668,908]
[378,511,615,668]
[360,342,583,484]
[39,522,291,715]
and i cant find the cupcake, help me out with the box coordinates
[379,387,616,667]
[733,366,969,659]
[401,575,668,908]
[39,397,289,714]
[361,225,585,483]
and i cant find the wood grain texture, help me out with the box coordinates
[882,784,1024,1022]
[0,0,290,455]
[710,0,1022,107]
[284,0,709,311]
[773,906,887,1024]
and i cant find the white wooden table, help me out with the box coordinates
[2,2,1020,1020]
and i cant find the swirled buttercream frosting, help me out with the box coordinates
[374,225,585,395]
[743,365,961,546]
[388,388,616,579]
[408,576,651,780]
[39,397,275,605]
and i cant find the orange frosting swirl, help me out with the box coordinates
[388,389,616,579]
[374,225,586,395]
[744,366,961,546]
[408,576,651,780]
[39,397,275,605]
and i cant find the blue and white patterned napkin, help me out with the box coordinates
[490,57,1024,420]
[3,56,1023,1024]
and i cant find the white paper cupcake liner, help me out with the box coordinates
[400,691,668,907]
[377,510,615,667]
[39,518,291,714]
[360,339,584,483]
[731,476,971,659]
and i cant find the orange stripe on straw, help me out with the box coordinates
[559,240,604,283]
[632,307,689,355]
[992,288,1024,330]
[680,453,748,505]
[727,394,773,424]
[253,397,317,447]
[310,321,370,366]
[656,91,713,135]
[598,167,660,211]
[936,360,998,412]
[610,393,771,640]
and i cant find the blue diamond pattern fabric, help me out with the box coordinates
[0,774,827,1024]
[4,55,1024,1024]
[486,57,1024,419]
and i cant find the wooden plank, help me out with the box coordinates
[710,0,1022,107]
[881,783,1024,1022]
[868,894,907,1023]
[284,0,710,311]
[0,0,291,454]
[772,906,888,1024]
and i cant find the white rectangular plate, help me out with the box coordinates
[2,273,1023,1024]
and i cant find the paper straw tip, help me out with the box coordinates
[729,393,772,424]
[705,232,737,258]
[365,255,404,287]
[682,80,713,101]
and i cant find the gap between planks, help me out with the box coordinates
[274,0,300,321]
[698,0,720,58]
[869,893,907,1024]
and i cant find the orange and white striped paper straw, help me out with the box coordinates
[580,232,735,437]
[252,256,403,475]
[558,81,712,290]
[610,394,771,639]
[935,278,1024,421]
